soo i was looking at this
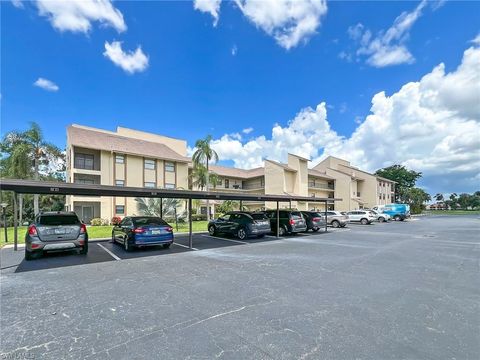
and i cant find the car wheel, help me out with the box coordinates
[257,234,265,238]
[360,218,369,225]
[394,215,401,221]
[79,242,88,255]
[25,249,41,261]
[379,217,385,223]
[162,243,171,249]
[237,227,247,240]
[208,225,216,236]
[331,220,340,228]
[111,233,116,244]
[278,226,286,236]
[312,227,320,232]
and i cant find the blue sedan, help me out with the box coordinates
[112,216,174,251]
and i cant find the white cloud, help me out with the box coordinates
[103,41,149,74]
[347,0,427,67]
[193,0,222,26]
[234,0,328,50]
[208,46,480,193]
[471,33,480,46]
[33,77,59,92]
[11,0,24,8]
[36,0,126,33]
[231,45,238,56]
[242,127,253,134]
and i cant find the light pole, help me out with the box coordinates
[1,202,8,243]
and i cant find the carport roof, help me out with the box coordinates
[0,179,341,203]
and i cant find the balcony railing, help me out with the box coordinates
[308,182,334,190]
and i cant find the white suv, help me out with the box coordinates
[346,210,376,225]
[368,209,391,222]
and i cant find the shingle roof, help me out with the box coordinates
[208,164,264,179]
[67,125,190,163]
[307,169,335,180]
[265,160,297,172]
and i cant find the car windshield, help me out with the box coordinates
[251,213,267,220]
[133,217,167,226]
[38,215,80,226]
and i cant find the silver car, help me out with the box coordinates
[324,211,349,228]
[25,211,88,260]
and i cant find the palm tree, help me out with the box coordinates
[135,197,184,230]
[190,164,219,191]
[192,135,218,220]
[434,193,444,202]
[2,123,62,216]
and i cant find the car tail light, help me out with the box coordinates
[312,217,321,222]
[28,225,38,236]
[80,224,87,234]
[31,243,41,249]
[165,227,173,232]
[78,239,85,245]
[134,228,145,234]
[289,219,295,225]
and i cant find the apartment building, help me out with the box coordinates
[65,125,393,223]
[312,156,395,211]
[65,125,190,223]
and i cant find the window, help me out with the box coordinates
[165,183,175,189]
[217,178,223,185]
[76,177,95,185]
[144,182,156,188]
[115,180,124,187]
[115,205,125,215]
[115,154,124,164]
[357,192,361,197]
[225,179,230,188]
[144,159,156,170]
[379,195,382,200]
[383,194,386,200]
[74,153,94,170]
[165,161,175,172]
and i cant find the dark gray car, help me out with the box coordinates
[25,212,88,260]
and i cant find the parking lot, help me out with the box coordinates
[1,215,479,359]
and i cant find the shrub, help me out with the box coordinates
[191,214,207,221]
[90,218,103,226]
[111,216,122,225]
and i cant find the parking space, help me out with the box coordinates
[1,230,333,273]
[2,216,478,359]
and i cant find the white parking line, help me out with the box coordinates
[201,235,249,245]
[97,243,122,261]
[173,242,199,251]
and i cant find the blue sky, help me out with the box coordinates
[1,0,480,194]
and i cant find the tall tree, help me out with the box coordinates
[404,187,431,214]
[434,193,444,202]
[1,122,63,218]
[192,135,218,220]
[375,165,422,202]
[22,123,63,214]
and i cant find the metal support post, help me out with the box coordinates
[13,192,18,251]
[160,198,163,219]
[324,201,328,233]
[276,201,280,238]
[188,198,193,249]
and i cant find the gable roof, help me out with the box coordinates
[307,169,335,180]
[265,160,297,172]
[67,125,190,163]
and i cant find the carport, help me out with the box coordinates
[1,179,340,251]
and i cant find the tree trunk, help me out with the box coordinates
[206,158,210,221]
[34,154,39,215]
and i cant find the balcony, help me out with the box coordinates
[308,182,334,190]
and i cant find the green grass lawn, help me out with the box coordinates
[423,210,480,215]
[0,221,209,248]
